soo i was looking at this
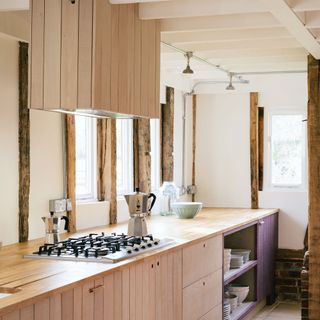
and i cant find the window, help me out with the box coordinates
[75,116,97,200]
[150,119,161,191]
[268,110,306,189]
[116,119,133,195]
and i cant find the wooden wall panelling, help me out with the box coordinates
[122,268,130,320]
[110,5,120,112]
[308,54,320,320]
[141,20,156,117]
[65,115,76,232]
[82,281,95,320]
[103,273,114,319]
[30,0,45,109]
[92,0,111,110]
[18,42,30,243]
[35,298,49,320]
[43,0,61,109]
[258,107,264,191]
[61,0,78,109]
[94,278,104,320]
[114,271,122,320]
[77,0,93,109]
[192,94,197,202]
[2,311,19,320]
[133,5,141,117]
[61,289,74,320]
[153,20,161,118]
[49,294,62,320]
[118,4,135,115]
[250,92,259,209]
[161,87,174,183]
[73,286,82,320]
[20,305,34,320]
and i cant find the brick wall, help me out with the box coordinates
[275,249,304,301]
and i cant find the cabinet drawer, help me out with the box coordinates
[199,304,223,320]
[183,235,222,287]
[183,269,222,320]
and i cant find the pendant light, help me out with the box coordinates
[182,52,194,74]
[226,73,235,90]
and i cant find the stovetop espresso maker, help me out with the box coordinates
[42,214,69,244]
[124,188,156,237]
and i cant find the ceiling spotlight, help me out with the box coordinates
[182,51,194,74]
[226,73,235,90]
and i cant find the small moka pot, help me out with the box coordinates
[42,215,69,244]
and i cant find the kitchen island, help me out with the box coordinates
[0,207,278,319]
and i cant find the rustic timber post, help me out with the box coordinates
[192,94,197,202]
[258,107,264,191]
[307,54,320,320]
[18,42,30,242]
[65,115,76,233]
[250,92,259,209]
[133,119,151,196]
[161,86,174,183]
[97,119,117,224]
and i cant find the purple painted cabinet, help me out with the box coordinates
[257,212,279,304]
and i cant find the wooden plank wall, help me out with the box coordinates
[250,92,259,209]
[307,54,320,320]
[65,115,76,233]
[18,42,30,242]
[161,87,174,183]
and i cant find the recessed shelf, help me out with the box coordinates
[230,301,257,320]
[224,260,257,285]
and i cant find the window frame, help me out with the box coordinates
[265,108,307,192]
[116,119,134,197]
[75,116,97,202]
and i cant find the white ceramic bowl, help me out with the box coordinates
[231,249,251,263]
[225,294,238,312]
[228,285,249,304]
[171,202,203,219]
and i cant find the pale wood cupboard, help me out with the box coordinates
[30,0,160,118]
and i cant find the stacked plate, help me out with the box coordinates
[224,249,232,273]
[230,254,244,269]
[223,302,231,320]
[231,249,251,263]
[224,293,238,313]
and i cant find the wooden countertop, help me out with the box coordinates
[0,207,278,315]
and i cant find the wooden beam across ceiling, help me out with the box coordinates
[160,13,281,33]
[139,0,267,19]
[260,0,320,59]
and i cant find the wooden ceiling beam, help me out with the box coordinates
[139,0,266,19]
[260,0,320,59]
[162,38,302,53]
[161,27,292,44]
[288,0,320,12]
[161,13,281,33]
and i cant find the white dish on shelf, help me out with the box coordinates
[227,285,249,305]
[231,249,251,263]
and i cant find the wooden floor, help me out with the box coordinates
[251,301,300,320]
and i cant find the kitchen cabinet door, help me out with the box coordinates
[2,311,19,320]
[257,213,278,304]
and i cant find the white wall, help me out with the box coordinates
[0,37,19,245]
[193,73,308,250]
[195,94,251,208]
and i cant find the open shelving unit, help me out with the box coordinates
[230,302,257,320]
[224,260,257,285]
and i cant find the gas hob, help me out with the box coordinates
[24,233,175,263]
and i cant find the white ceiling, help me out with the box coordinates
[137,0,320,81]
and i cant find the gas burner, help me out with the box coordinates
[24,233,175,263]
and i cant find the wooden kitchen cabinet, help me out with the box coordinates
[30,0,160,118]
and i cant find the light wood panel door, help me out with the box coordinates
[199,305,223,320]
[183,270,222,320]
[183,235,223,288]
